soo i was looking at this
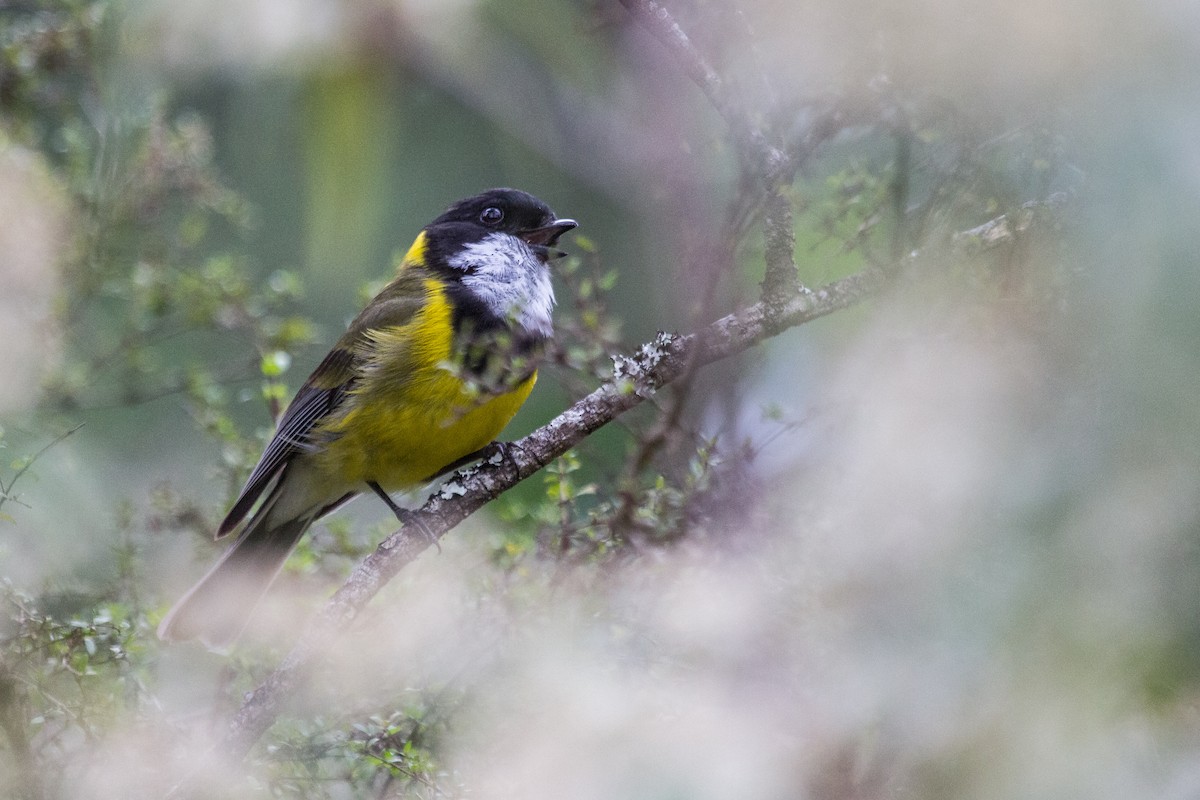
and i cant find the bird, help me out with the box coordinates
[157,188,577,648]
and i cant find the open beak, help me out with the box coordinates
[519,218,578,258]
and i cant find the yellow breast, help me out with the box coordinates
[313,278,536,490]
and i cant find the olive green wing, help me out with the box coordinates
[216,278,428,537]
[216,345,357,536]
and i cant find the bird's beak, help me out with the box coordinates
[519,218,578,258]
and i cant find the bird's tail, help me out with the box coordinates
[156,487,317,650]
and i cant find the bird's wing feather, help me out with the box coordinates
[217,346,357,536]
[217,278,430,537]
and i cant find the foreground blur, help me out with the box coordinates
[2,0,1200,797]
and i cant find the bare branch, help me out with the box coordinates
[615,1,810,305]
[616,0,788,182]
[761,189,801,299]
[215,265,886,763]
[199,0,923,778]
[617,0,732,129]
[952,193,1068,253]
[0,424,84,516]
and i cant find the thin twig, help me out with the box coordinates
[0,425,84,517]
[617,0,735,133]
[616,0,805,305]
[616,0,788,182]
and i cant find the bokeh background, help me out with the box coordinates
[2,0,1200,797]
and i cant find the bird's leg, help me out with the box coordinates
[367,481,440,553]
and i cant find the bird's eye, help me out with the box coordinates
[480,206,504,225]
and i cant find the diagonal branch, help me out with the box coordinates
[206,0,909,777]
[616,0,788,183]
[217,265,886,762]
[616,0,805,309]
[616,0,736,131]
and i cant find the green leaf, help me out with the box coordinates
[261,350,292,377]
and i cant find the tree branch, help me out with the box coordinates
[616,0,788,183]
[761,188,801,298]
[206,0,902,777]
[216,264,886,762]
[616,0,806,308]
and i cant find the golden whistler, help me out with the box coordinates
[159,189,576,648]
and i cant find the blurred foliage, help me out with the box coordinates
[1,0,1197,798]
[2,0,316,513]
[0,0,104,158]
[262,700,460,799]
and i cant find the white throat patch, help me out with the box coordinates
[448,232,556,339]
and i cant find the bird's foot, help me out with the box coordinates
[368,481,441,553]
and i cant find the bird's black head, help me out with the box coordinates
[417,188,574,342]
[428,188,577,258]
